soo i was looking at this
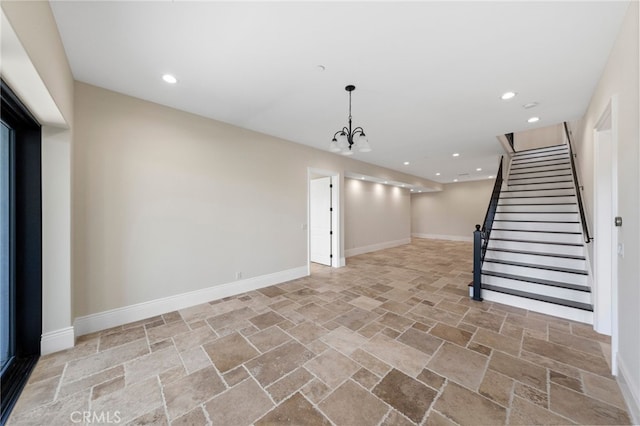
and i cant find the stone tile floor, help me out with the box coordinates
[8,239,632,425]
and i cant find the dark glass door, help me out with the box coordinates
[0,121,12,374]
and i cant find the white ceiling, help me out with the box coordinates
[50,1,629,183]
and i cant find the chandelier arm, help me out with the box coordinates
[352,127,365,136]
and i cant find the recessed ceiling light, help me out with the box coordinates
[453,179,458,182]
[501,91,516,100]
[360,177,365,180]
[488,175,494,179]
[528,117,540,123]
[162,74,177,84]
[435,172,441,176]
[418,190,422,193]
[523,102,539,109]
[476,168,482,171]
[452,153,460,157]
[403,161,410,165]
[410,189,414,192]
[401,184,405,187]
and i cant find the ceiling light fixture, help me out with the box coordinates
[528,116,540,123]
[476,168,482,171]
[523,102,538,109]
[453,179,458,182]
[436,172,441,176]
[452,153,460,157]
[501,91,516,100]
[403,161,410,165]
[162,74,177,84]
[488,175,494,179]
[329,85,371,156]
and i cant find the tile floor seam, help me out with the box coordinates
[156,374,171,424]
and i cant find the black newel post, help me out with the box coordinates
[472,224,483,301]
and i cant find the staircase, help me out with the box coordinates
[480,144,593,323]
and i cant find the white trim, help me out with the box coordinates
[411,233,473,242]
[345,238,411,258]
[41,327,75,355]
[617,355,640,425]
[74,266,308,336]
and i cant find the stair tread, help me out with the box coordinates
[482,270,590,291]
[509,174,573,181]
[493,219,579,223]
[498,203,576,206]
[484,258,588,275]
[492,228,582,235]
[490,237,583,247]
[495,211,577,213]
[500,187,573,192]
[510,168,571,176]
[512,158,570,166]
[511,162,570,171]
[486,247,586,260]
[509,180,573,186]
[481,284,593,311]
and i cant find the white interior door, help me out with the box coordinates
[310,177,332,266]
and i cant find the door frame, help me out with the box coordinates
[593,95,619,374]
[307,168,342,272]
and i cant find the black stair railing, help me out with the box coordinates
[472,155,504,301]
[563,122,592,243]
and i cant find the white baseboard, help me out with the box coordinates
[74,266,308,336]
[345,238,411,258]
[412,233,473,242]
[617,355,640,425]
[41,326,75,355]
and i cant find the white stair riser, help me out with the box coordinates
[495,212,579,222]
[509,162,571,174]
[487,239,585,256]
[512,157,570,168]
[509,175,573,185]
[490,230,583,244]
[485,250,586,270]
[510,168,572,179]
[493,221,581,232]
[481,274,591,303]
[479,289,593,324]
[498,195,576,205]
[513,146,568,156]
[497,204,578,212]
[510,160,571,171]
[482,262,587,285]
[507,182,574,191]
[501,188,575,198]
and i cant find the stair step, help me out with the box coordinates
[509,167,572,177]
[513,144,568,155]
[510,162,571,173]
[486,247,585,261]
[484,258,587,275]
[496,204,578,212]
[482,270,589,290]
[509,174,573,184]
[492,220,581,233]
[476,287,593,324]
[494,212,579,222]
[501,187,575,195]
[490,229,583,244]
[485,248,586,270]
[512,156,570,167]
[481,285,593,311]
[507,181,574,191]
[481,273,591,303]
[488,238,585,256]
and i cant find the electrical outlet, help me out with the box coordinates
[236,272,242,280]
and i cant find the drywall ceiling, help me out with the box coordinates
[50,1,629,183]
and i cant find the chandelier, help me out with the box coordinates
[329,85,371,155]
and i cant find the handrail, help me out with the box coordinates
[472,155,504,301]
[563,122,592,243]
[505,133,515,152]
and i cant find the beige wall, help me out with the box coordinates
[571,2,639,419]
[73,82,439,318]
[344,178,410,254]
[1,1,74,350]
[411,179,494,241]
[513,123,565,152]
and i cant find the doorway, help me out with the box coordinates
[593,96,618,374]
[308,169,341,271]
